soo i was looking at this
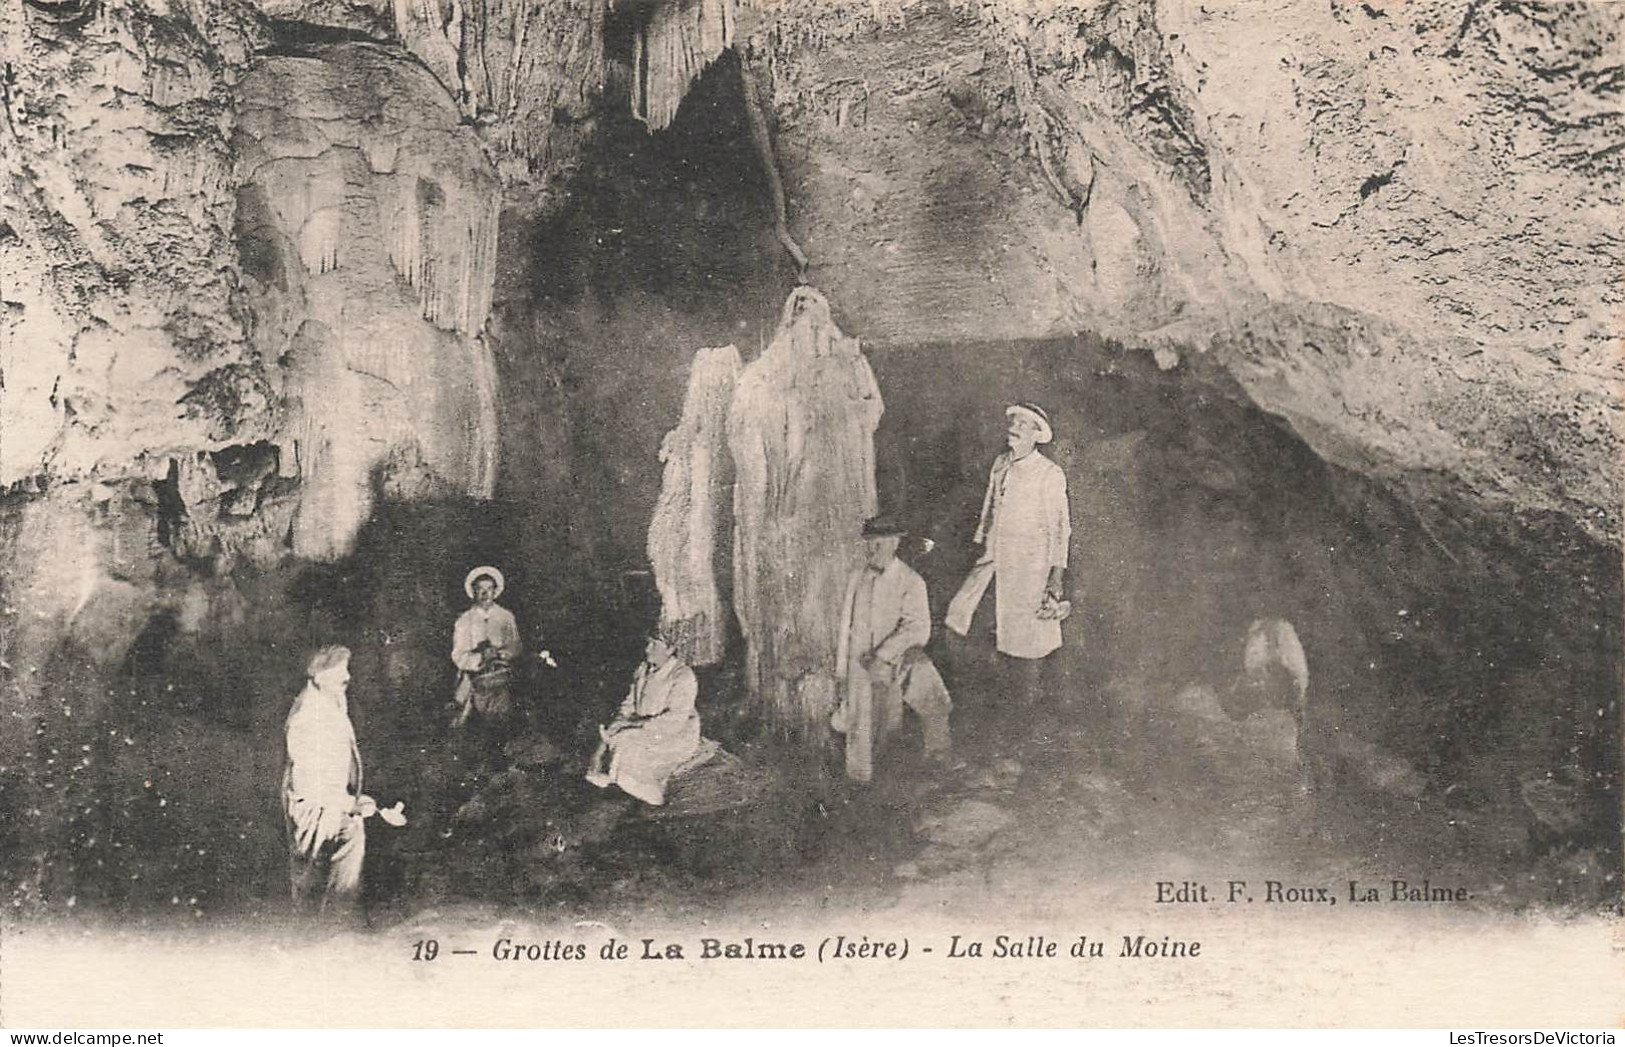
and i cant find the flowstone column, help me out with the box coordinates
[728,287,882,739]
[647,345,742,667]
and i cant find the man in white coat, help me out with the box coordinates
[283,645,406,916]
[451,566,522,727]
[831,515,952,783]
[946,403,1072,711]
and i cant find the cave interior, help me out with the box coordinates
[1,0,1620,927]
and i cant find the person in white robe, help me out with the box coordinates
[283,645,406,916]
[946,403,1072,660]
[831,515,952,783]
[451,566,522,724]
[586,633,703,806]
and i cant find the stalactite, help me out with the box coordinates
[728,287,882,738]
[266,162,348,277]
[240,49,504,562]
[632,22,645,120]
[393,0,467,109]
[390,174,422,313]
[385,171,500,337]
[738,52,809,278]
[632,0,737,131]
[648,345,741,666]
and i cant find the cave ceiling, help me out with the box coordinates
[1,0,1619,548]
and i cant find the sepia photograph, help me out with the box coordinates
[0,0,1620,1029]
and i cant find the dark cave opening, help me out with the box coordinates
[489,46,797,567]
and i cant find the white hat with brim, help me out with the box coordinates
[1006,403,1053,444]
[465,566,505,599]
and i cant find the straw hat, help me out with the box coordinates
[464,566,505,599]
[1006,403,1053,444]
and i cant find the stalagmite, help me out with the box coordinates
[630,0,736,131]
[728,287,882,738]
[648,345,742,667]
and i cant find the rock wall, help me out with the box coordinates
[235,44,502,560]
[0,0,528,912]
[739,0,1623,544]
[394,0,605,196]
[11,0,1608,583]
[632,0,737,131]
[1,0,269,489]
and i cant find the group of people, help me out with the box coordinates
[828,401,1072,780]
[279,566,526,916]
[278,566,710,915]
[280,401,1073,915]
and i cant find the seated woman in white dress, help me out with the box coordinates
[586,632,702,806]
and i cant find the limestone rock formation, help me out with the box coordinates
[1,0,269,489]
[234,44,502,559]
[393,0,605,193]
[647,344,741,666]
[728,286,882,736]
[740,0,1623,543]
[257,0,393,37]
[631,0,737,131]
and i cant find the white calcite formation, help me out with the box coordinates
[632,0,737,131]
[728,286,883,736]
[235,44,502,559]
[648,344,742,667]
[393,0,605,192]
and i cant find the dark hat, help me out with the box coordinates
[861,514,908,538]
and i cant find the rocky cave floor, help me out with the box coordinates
[365,651,1614,934]
[20,594,1615,939]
